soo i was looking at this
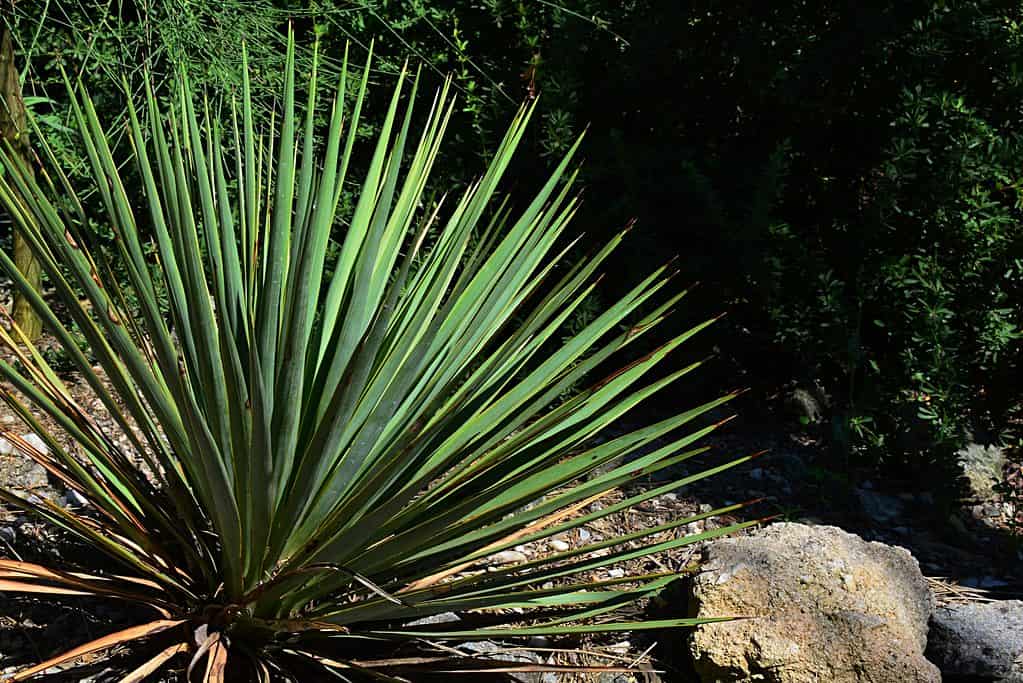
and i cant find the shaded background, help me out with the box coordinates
[2,0,1021,485]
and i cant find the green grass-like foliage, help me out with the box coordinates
[0,31,751,682]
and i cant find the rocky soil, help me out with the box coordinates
[0,335,1021,680]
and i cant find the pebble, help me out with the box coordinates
[972,503,1003,520]
[488,550,527,565]
[550,539,570,552]
[61,490,89,508]
[407,612,460,626]
[578,528,592,542]
[607,568,625,578]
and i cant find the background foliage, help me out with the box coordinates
[4,0,1022,481]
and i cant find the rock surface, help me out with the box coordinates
[460,641,553,683]
[926,600,1023,681]
[0,438,53,504]
[686,523,939,682]
[785,386,827,425]
[0,433,59,503]
[957,443,1008,503]
[856,487,906,523]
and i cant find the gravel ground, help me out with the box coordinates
[0,330,1019,681]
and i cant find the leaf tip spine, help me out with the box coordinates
[711,414,738,430]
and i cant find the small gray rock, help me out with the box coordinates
[406,612,460,627]
[488,550,528,565]
[956,443,1008,503]
[3,458,49,495]
[926,600,1023,681]
[461,641,548,683]
[61,489,90,509]
[0,433,59,502]
[857,488,905,523]
[786,386,827,425]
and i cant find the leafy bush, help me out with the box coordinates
[12,0,1018,478]
[2,1,606,178]
[759,6,1023,468]
[551,0,1023,471]
[0,32,750,681]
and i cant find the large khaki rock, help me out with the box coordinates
[687,523,939,682]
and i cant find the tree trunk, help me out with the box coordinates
[0,28,42,342]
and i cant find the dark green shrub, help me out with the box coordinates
[760,4,1023,469]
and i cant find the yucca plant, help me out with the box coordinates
[0,31,758,682]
